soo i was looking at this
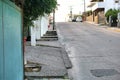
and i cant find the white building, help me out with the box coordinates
[89,0,120,13]
[87,0,120,24]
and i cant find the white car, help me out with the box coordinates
[76,17,82,22]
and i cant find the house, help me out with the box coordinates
[87,0,120,24]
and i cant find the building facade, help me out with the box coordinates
[87,0,120,24]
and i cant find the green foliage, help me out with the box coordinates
[73,14,82,19]
[86,10,92,16]
[23,0,57,28]
[105,9,120,22]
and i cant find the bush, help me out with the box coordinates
[105,9,120,23]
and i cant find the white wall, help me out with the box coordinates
[41,15,49,37]
[31,15,49,46]
[104,0,120,13]
[91,0,120,13]
[92,2,105,11]
[31,22,36,46]
[104,0,115,13]
[35,17,41,40]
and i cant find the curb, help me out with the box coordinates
[60,48,72,69]
[86,21,120,32]
[56,26,72,69]
[36,44,61,48]
[106,27,120,32]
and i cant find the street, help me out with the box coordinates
[56,22,120,80]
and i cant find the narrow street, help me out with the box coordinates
[56,22,120,80]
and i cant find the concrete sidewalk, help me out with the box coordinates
[25,41,72,79]
[86,21,120,32]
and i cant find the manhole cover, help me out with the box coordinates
[90,69,120,77]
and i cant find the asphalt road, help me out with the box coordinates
[56,22,120,80]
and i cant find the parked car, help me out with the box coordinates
[76,17,82,22]
[68,18,72,22]
[72,18,76,22]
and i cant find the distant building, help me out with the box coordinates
[87,0,120,24]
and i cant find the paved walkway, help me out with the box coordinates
[25,40,71,79]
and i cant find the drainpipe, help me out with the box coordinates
[84,0,86,21]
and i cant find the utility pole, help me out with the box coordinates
[83,0,86,21]
[53,4,60,30]
[53,9,55,30]
[84,0,86,13]
[70,6,73,20]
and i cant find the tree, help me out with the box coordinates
[105,9,120,23]
[23,0,57,35]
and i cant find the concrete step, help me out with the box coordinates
[46,30,57,35]
[41,36,58,38]
[40,30,58,41]
[37,38,58,41]
[43,34,57,36]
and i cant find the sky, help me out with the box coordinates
[55,0,90,22]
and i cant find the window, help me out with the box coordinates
[115,0,119,3]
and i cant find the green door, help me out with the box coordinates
[0,0,23,80]
[0,1,4,80]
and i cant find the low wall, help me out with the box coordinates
[86,15,93,22]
